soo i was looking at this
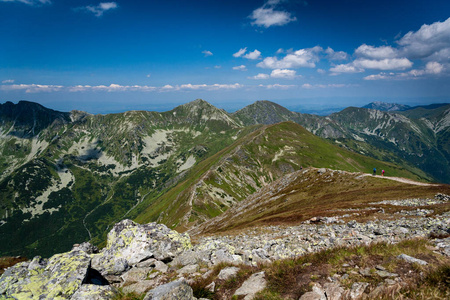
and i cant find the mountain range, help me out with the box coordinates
[0,99,448,258]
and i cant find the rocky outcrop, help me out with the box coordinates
[0,220,191,300]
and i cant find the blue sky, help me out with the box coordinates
[1,0,449,113]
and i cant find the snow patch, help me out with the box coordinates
[177,155,196,173]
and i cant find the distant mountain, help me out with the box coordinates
[0,99,447,258]
[362,101,411,111]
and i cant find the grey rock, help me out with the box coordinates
[205,281,215,292]
[71,284,116,300]
[299,283,326,300]
[72,242,99,254]
[177,264,198,275]
[0,249,90,299]
[234,271,266,300]
[154,261,169,273]
[122,279,160,294]
[398,254,428,265]
[348,282,369,299]
[376,270,398,278]
[121,267,152,283]
[217,267,239,280]
[323,282,344,300]
[136,258,157,268]
[92,220,191,275]
[143,279,195,300]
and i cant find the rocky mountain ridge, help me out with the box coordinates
[0,99,448,259]
[1,188,449,299]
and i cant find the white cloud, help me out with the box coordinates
[270,69,297,79]
[301,83,352,89]
[1,84,63,93]
[250,73,270,80]
[78,2,118,17]
[317,69,326,74]
[353,58,413,70]
[232,65,247,71]
[364,61,445,80]
[1,79,14,83]
[325,47,349,61]
[257,46,322,69]
[243,49,262,60]
[259,83,297,89]
[0,0,51,5]
[398,17,450,61]
[146,74,151,78]
[202,50,213,57]
[355,44,398,59]
[1,82,245,93]
[214,65,222,69]
[329,63,364,74]
[233,48,247,58]
[249,0,296,28]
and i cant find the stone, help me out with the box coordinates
[218,267,239,280]
[154,261,169,273]
[143,279,196,300]
[299,283,326,300]
[71,284,116,300]
[375,270,398,278]
[359,268,372,277]
[92,220,191,275]
[177,264,198,275]
[348,282,369,299]
[0,248,91,299]
[234,271,266,300]
[136,258,157,268]
[122,279,160,294]
[205,281,215,292]
[397,254,428,265]
[72,242,99,254]
[121,267,152,283]
[323,282,344,300]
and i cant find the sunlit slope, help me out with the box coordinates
[135,121,430,231]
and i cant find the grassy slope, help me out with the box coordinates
[135,122,432,232]
[195,167,450,235]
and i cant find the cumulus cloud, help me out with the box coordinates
[0,0,51,5]
[364,61,445,80]
[232,65,247,71]
[398,17,450,61]
[250,73,270,80]
[325,47,349,61]
[202,50,213,57]
[1,79,14,83]
[302,83,352,89]
[243,49,262,60]
[0,84,63,93]
[77,2,118,17]
[270,68,297,79]
[329,63,364,74]
[1,82,245,93]
[353,58,413,70]
[257,46,322,69]
[249,0,296,28]
[233,47,247,58]
[355,44,398,59]
[259,83,297,89]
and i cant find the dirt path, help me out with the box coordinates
[363,174,440,186]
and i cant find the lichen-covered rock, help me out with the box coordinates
[143,279,196,300]
[234,271,266,299]
[70,284,116,300]
[92,220,191,275]
[0,249,90,299]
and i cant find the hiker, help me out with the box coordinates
[382,169,385,176]
[373,168,376,175]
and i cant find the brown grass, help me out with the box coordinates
[0,256,27,275]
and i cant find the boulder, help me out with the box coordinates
[92,220,192,275]
[234,271,266,299]
[0,249,90,299]
[143,279,196,300]
[298,283,326,300]
[397,254,428,265]
[218,267,239,280]
[71,285,116,300]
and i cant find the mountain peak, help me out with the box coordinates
[362,101,410,112]
[233,100,298,125]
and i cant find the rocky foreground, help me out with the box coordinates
[1,195,449,300]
